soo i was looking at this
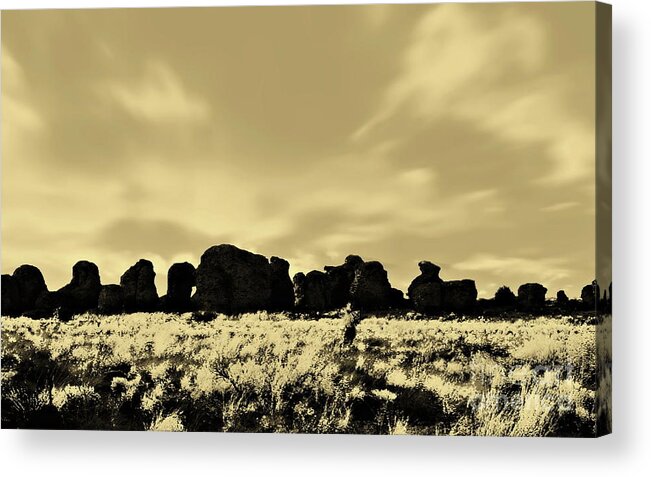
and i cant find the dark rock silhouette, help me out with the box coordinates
[477,297,495,312]
[408,261,444,312]
[1,274,20,316]
[494,286,517,307]
[410,281,443,313]
[324,255,363,308]
[389,287,408,308]
[57,261,102,313]
[294,270,330,311]
[11,265,48,315]
[581,280,600,310]
[556,290,569,307]
[350,261,393,310]
[194,244,271,313]
[165,262,196,312]
[269,257,294,311]
[32,291,68,320]
[120,259,158,312]
[517,283,547,311]
[442,279,477,312]
[2,246,599,319]
[98,285,124,315]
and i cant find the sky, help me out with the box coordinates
[1,3,599,298]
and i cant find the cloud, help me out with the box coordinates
[354,3,594,185]
[1,48,46,144]
[541,201,580,212]
[93,218,222,259]
[453,253,571,289]
[1,6,597,299]
[103,61,211,123]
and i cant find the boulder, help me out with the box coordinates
[410,282,443,313]
[165,262,196,312]
[57,261,102,313]
[556,290,569,307]
[269,256,294,311]
[294,270,330,311]
[442,279,477,312]
[193,244,271,313]
[120,259,158,312]
[11,264,48,314]
[1,274,20,316]
[408,261,444,312]
[477,298,496,313]
[389,287,408,309]
[581,281,600,310]
[517,283,547,311]
[324,255,363,308]
[350,261,393,310]
[98,285,124,315]
[32,291,67,320]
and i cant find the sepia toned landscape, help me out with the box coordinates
[1,2,611,436]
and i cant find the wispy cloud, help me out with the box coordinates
[453,253,571,289]
[541,201,580,212]
[354,4,594,185]
[103,61,211,123]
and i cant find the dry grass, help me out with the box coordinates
[1,312,601,436]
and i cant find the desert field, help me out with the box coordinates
[1,312,609,436]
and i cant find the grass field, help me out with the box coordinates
[1,311,606,436]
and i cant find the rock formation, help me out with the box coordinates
[165,262,196,312]
[194,244,271,313]
[98,285,124,315]
[556,290,569,307]
[581,281,600,310]
[11,265,48,315]
[350,261,393,310]
[294,270,330,311]
[1,274,19,316]
[120,259,159,312]
[57,261,102,313]
[408,261,444,312]
[517,283,547,311]
[269,256,294,311]
[442,279,477,312]
[324,255,364,308]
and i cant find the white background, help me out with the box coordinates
[0,0,649,475]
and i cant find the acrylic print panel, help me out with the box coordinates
[0,2,611,436]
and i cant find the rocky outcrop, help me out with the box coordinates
[324,255,363,308]
[57,261,102,313]
[165,262,196,312]
[407,262,477,313]
[581,281,600,310]
[408,261,444,312]
[11,265,48,315]
[98,285,124,315]
[194,244,271,313]
[350,261,393,310]
[269,257,294,311]
[517,283,547,311]
[556,290,569,307]
[294,270,330,311]
[389,287,408,309]
[32,291,67,319]
[442,279,477,312]
[120,259,158,312]
[1,274,20,316]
